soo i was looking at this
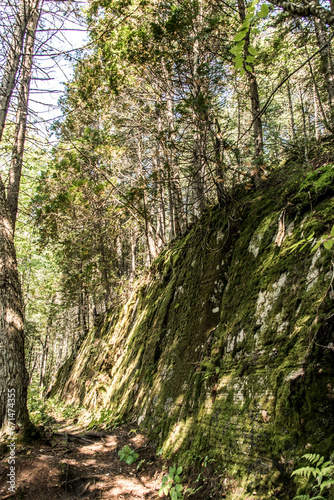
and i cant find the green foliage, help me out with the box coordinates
[312,225,334,252]
[230,0,269,75]
[292,453,334,500]
[27,386,82,428]
[27,386,52,426]
[118,445,139,465]
[288,231,315,253]
[288,225,334,253]
[159,464,184,500]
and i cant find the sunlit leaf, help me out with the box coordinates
[248,45,258,55]
[233,30,248,41]
[235,58,243,70]
[324,239,334,249]
[258,3,269,18]
[229,46,239,54]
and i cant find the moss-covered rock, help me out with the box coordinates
[52,161,334,499]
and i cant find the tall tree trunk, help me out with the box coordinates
[163,63,186,236]
[211,118,226,205]
[154,111,166,249]
[39,333,49,390]
[313,83,319,139]
[99,232,111,309]
[0,0,30,141]
[0,180,32,436]
[130,227,137,281]
[308,57,333,133]
[0,0,40,438]
[298,83,309,161]
[286,77,297,140]
[116,231,123,279]
[192,1,207,216]
[314,18,334,122]
[237,0,263,185]
[7,0,42,230]
[136,139,157,263]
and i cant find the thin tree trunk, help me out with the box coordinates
[0,0,30,142]
[308,56,334,133]
[99,233,111,309]
[314,18,334,121]
[211,118,226,205]
[116,231,123,278]
[313,84,319,139]
[286,77,297,140]
[192,2,207,216]
[130,227,137,280]
[237,0,263,185]
[7,0,41,230]
[0,179,32,436]
[298,83,309,161]
[155,112,166,249]
[39,332,49,390]
[163,63,185,236]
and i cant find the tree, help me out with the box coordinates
[0,0,43,438]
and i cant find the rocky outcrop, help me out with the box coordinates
[52,161,334,499]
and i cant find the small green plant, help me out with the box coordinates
[292,453,334,499]
[289,225,334,253]
[118,445,139,465]
[202,455,216,468]
[159,464,184,500]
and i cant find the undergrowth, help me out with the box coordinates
[27,384,84,429]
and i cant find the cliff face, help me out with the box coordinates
[52,161,334,498]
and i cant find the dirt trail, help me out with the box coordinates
[0,424,165,499]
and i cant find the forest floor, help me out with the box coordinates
[0,416,219,500]
[0,419,166,499]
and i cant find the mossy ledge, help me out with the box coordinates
[51,161,334,499]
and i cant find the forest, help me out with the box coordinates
[0,0,334,498]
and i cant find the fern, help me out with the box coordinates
[292,466,319,480]
[303,454,324,466]
[292,453,334,500]
[320,479,334,493]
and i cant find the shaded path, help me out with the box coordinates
[0,425,164,499]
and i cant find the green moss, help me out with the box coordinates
[51,160,334,499]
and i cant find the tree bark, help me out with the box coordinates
[163,63,186,237]
[286,77,297,140]
[313,18,334,121]
[0,179,32,436]
[272,0,334,27]
[211,118,226,205]
[0,0,41,438]
[0,0,30,141]
[7,0,42,231]
[298,82,309,161]
[237,0,263,185]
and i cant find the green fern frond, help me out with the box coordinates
[292,466,316,479]
[320,479,334,492]
[302,454,322,465]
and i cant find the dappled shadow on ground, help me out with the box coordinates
[0,425,163,499]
